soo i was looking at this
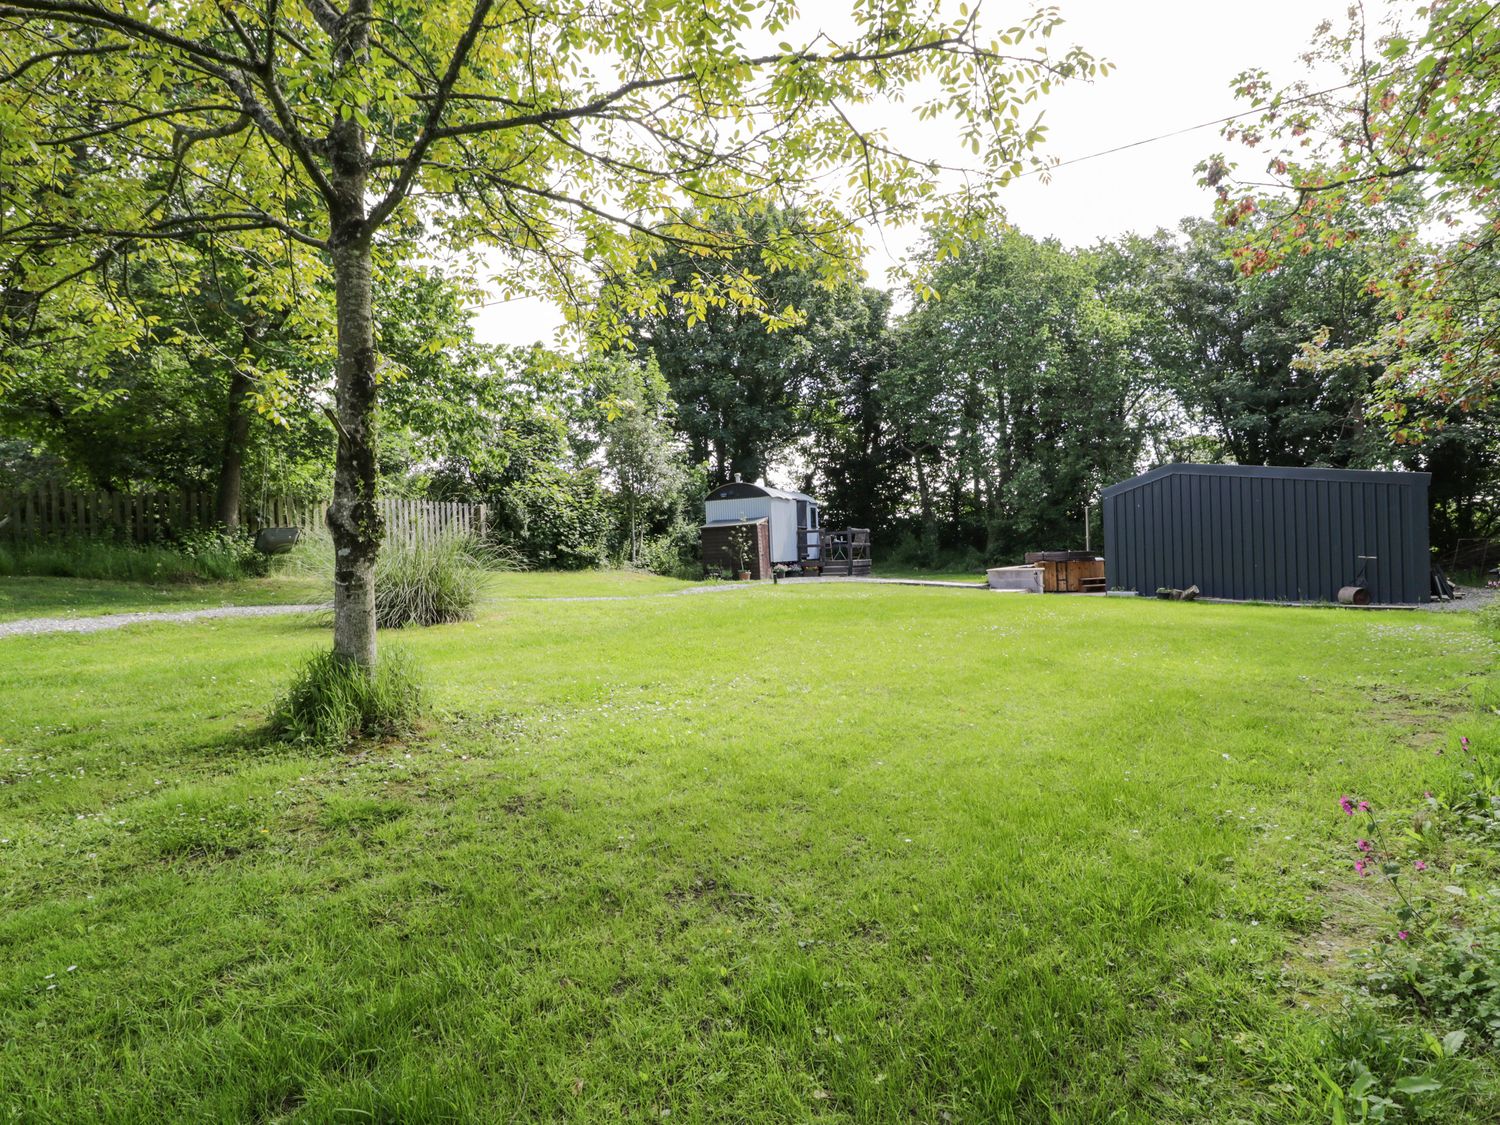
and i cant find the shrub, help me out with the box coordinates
[374,534,490,628]
[491,465,609,568]
[1366,908,1500,1046]
[269,648,424,747]
[640,519,701,579]
[1478,601,1500,637]
[174,527,268,578]
[881,534,985,575]
[1339,738,1500,1047]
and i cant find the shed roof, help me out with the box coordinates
[1102,463,1431,500]
[702,517,768,528]
[705,481,815,504]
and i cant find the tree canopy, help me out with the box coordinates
[1203,0,1500,434]
[1,0,1102,669]
[885,227,1151,559]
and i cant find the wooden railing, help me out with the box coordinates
[0,486,487,546]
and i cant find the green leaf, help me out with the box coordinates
[1391,1076,1441,1096]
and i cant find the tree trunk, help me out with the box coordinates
[326,229,381,671]
[215,363,253,530]
[325,6,380,672]
[911,453,938,552]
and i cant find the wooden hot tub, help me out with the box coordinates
[1023,551,1106,593]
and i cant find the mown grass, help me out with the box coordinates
[869,565,987,584]
[485,567,702,599]
[1,585,1497,1121]
[0,573,331,622]
[0,567,701,622]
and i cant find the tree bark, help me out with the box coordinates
[327,228,381,671]
[911,452,938,553]
[325,3,381,672]
[214,362,253,529]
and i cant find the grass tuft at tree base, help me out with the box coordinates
[268,647,424,747]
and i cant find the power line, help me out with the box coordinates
[1015,75,1373,179]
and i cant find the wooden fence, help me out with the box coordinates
[0,486,487,547]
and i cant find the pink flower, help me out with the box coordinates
[1397,931,1409,940]
[1424,791,1433,799]
[1356,839,1372,853]
[1339,796,1356,816]
[1354,859,1369,877]
[1460,737,1470,752]
[1358,800,1371,813]
[1414,859,1427,871]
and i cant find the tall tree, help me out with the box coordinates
[2,1,1100,672]
[1202,0,1500,432]
[622,208,890,484]
[1101,218,1385,468]
[0,239,334,506]
[891,228,1150,559]
[587,355,682,564]
[798,286,897,535]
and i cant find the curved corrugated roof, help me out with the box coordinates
[705,481,816,504]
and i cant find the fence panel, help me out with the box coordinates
[0,487,486,547]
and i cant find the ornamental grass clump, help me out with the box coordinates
[268,648,424,747]
[374,534,489,629]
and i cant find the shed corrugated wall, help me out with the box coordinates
[1102,465,1430,604]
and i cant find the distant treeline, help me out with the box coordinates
[3,208,1495,573]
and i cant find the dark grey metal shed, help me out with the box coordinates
[1102,464,1431,604]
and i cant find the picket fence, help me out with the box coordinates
[0,486,487,547]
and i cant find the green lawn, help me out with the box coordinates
[0,567,701,622]
[870,566,987,584]
[2,583,1497,1121]
[0,572,330,622]
[483,568,703,599]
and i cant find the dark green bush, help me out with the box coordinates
[639,519,703,579]
[490,465,609,568]
[269,648,424,747]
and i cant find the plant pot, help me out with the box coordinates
[737,570,751,581]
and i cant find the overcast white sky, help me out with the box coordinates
[472,0,1359,349]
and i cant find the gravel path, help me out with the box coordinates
[1419,586,1498,613]
[0,603,327,639]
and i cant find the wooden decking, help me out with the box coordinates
[818,528,872,576]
